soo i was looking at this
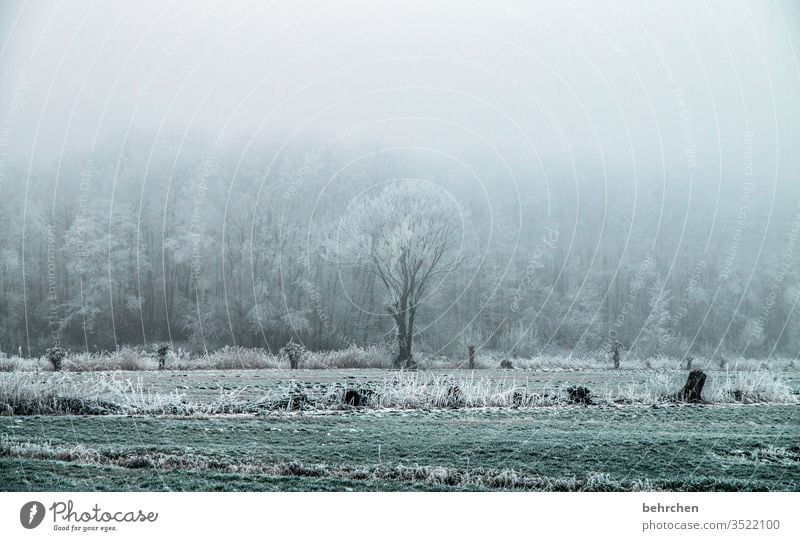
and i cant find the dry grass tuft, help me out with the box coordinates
[177,346,281,370]
[0,358,20,372]
[303,345,394,369]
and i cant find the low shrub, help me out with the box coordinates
[566,386,592,405]
[46,347,66,371]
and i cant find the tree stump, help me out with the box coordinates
[685,356,694,370]
[344,389,362,407]
[468,345,475,369]
[680,369,706,403]
[343,388,375,407]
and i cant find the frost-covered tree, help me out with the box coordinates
[330,181,464,367]
[637,278,673,357]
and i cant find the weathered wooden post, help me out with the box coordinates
[680,369,707,402]
[685,356,694,370]
[280,340,305,369]
[157,344,169,370]
[611,342,621,369]
[468,345,475,369]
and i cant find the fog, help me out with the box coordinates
[3,1,799,162]
[1,0,799,360]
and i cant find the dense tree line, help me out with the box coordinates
[1,132,798,360]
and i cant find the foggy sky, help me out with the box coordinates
[1,0,799,184]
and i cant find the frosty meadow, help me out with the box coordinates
[0,0,799,497]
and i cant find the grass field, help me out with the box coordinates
[1,367,799,491]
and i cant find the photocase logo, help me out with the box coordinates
[20,501,45,529]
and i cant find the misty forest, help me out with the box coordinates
[1,131,799,364]
[2,0,800,495]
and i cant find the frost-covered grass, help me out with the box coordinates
[0,372,187,415]
[65,348,153,371]
[2,371,544,415]
[2,406,797,491]
[474,352,799,372]
[173,346,280,370]
[1,366,796,416]
[1,349,157,372]
[705,371,797,403]
[364,373,560,408]
[2,362,796,494]
[365,370,798,408]
[716,445,800,467]
[3,346,798,373]
[0,358,21,372]
[3,344,397,372]
[296,345,394,369]
[604,370,798,405]
[0,437,656,491]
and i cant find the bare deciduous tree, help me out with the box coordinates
[331,181,464,367]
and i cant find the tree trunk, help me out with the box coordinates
[398,332,413,367]
[395,322,414,368]
[394,311,408,367]
[393,305,415,368]
[406,306,416,368]
[468,345,475,369]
